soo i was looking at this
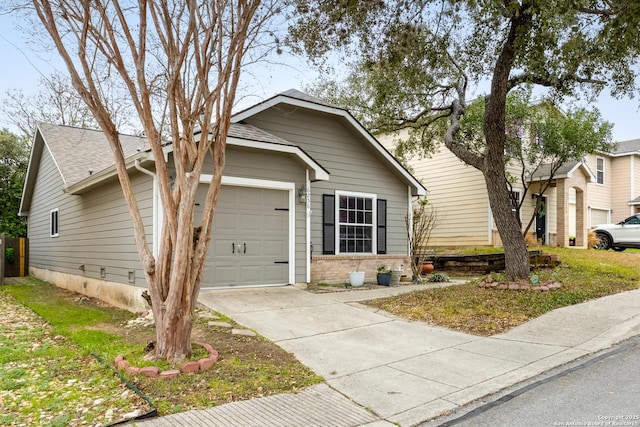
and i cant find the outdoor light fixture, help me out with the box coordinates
[298,185,308,203]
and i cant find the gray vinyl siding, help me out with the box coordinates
[243,108,410,255]
[28,145,153,286]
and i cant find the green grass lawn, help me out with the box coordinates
[0,279,322,425]
[364,247,640,336]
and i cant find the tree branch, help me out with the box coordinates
[507,73,608,91]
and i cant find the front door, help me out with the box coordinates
[535,196,547,245]
[195,184,289,288]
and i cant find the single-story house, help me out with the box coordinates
[19,89,426,311]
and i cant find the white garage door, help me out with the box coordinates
[195,185,289,288]
[590,208,610,228]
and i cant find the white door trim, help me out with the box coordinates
[199,174,296,286]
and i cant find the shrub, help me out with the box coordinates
[427,272,450,282]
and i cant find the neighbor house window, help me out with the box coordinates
[322,192,386,255]
[510,191,521,220]
[50,209,59,237]
[596,157,605,185]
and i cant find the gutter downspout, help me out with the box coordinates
[135,159,159,259]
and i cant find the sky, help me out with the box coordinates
[1,10,639,142]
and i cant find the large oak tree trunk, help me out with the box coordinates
[481,8,531,280]
[484,157,530,279]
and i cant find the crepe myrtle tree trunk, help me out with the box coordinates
[26,0,268,362]
[151,146,226,361]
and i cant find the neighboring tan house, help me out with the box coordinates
[19,90,426,311]
[379,132,640,249]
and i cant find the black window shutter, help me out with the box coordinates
[377,199,387,254]
[323,194,335,254]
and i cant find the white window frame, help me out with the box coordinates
[335,190,377,254]
[596,156,605,185]
[50,208,59,237]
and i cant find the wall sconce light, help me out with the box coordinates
[298,185,308,203]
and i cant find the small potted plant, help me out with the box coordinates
[421,259,434,275]
[569,235,576,246]
[377,265,392,286]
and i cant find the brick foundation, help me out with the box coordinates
[310,254,410,284]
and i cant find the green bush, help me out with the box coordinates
[427,272,450,282]
[5,248,15,264]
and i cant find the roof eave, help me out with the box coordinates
[226,136,330,181]
[64,152,151,195]
[19,125,47,216]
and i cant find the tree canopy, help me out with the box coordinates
[1,72,134,139]
[288,0,640,279]
[0,129,28,237]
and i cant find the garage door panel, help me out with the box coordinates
[591,209,609,227]
[264,265,288,281]
[213,212,238,232]
[239,266,264,282]
[204,266,236,284]
[240,213,266,231]
[239,188,262,204]
[265,215,287,233]
[202,185,290,288]
[264,240,287,257]
[209,241,238,262]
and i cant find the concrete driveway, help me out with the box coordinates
[198,284,640,426]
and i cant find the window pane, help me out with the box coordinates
[365,199,372,210]
[365,212,372,224]
[338,194,374,253]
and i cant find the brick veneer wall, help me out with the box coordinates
[310,255,410,284]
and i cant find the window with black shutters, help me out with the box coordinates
[323,192,387,254]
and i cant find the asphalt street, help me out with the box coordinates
[428,335,640,427]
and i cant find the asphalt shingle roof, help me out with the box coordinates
[39,120,297,188]
[38,122,148,187]
[530,160,583,181]
[612,139,640,155]
[228,123,291,145]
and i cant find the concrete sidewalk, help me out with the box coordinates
[133,283,640,427]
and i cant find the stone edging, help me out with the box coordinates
[478,279,562,291]
[114,342,219,380]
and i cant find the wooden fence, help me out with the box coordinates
[1,234,29,281]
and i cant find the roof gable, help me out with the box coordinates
[529,160,595,182]
[232,89,427,196]
[20,123,149,215]
[36,122,148,187]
